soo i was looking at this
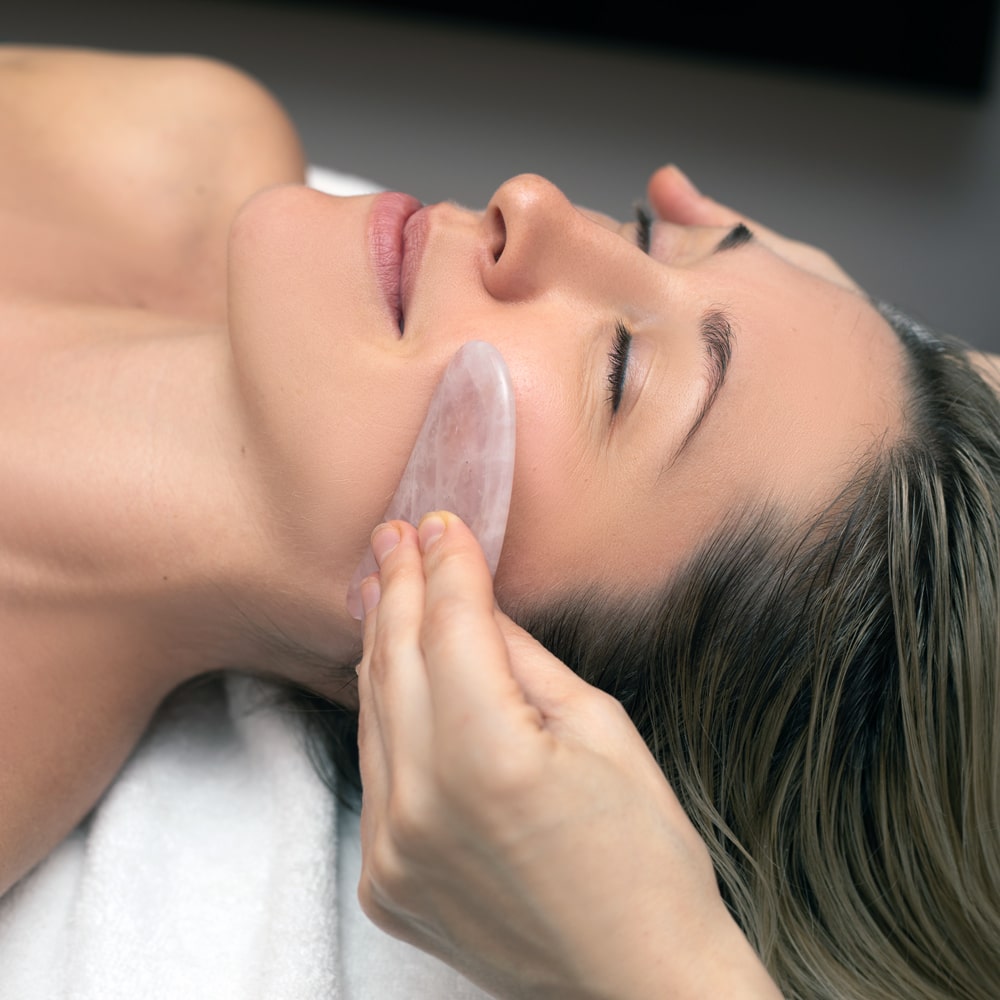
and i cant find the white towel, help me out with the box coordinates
[0,676,339,999]
[305,164,383,196]
[0,167,491,1000]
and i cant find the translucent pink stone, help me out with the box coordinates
[346,341,516,620]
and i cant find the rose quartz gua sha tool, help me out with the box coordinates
[346,340,516,620]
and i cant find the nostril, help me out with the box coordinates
[489,206,506,263]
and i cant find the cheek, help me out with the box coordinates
[492,380,595,605]
[228,187,368,433]
[227,188,447,563]
[491,387,690,606]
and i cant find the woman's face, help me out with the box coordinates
[227,170,905,619]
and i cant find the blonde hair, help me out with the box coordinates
[517,313,1000,998]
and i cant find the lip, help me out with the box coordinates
[369,192,423,332]
[399,206,430,330]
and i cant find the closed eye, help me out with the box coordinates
[607,320,633,414]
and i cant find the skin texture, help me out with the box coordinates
[2,43,994,998]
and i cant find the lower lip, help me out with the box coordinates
[369,192,422,330]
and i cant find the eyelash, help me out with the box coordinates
[603,205,649,415]
[607,320,632,414]
[635,203,652,254]
[601,204,650,415]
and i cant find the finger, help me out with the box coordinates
[357,573,389,813]
[646,164,860,291]
[493,610,586,713]
[362,520,435,777]
[417,513,544,743]
[647,163,789,242]
[646,164,744,229]
[418,512,629,740]
[492,610,644,756]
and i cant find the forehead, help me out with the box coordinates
[642,290,903,590]
[687,251,904,476]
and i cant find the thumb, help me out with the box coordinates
[646,164,744,228]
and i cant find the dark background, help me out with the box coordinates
[331,0,1000,95]
[6,0,1000,352]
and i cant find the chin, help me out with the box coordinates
[223,189,431,592]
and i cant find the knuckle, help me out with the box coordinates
[420,597,465,650]
[420,608,484,672]
[356,865,385,923]
[358,854,406,932]
[366,828,405,892]
[384,780,436,854]
[594,688,631,724]
[379,547,421,586]
[369,627,410,677]
[369,625,425,685]
[360,824,419,921]
[451,743,540,802]
[422,544,469,592]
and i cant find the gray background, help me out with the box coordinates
[6,0,1000,352]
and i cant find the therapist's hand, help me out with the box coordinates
[355,512,782,1000]
[647,164,861,293]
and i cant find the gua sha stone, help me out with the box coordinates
[346,341,516,620]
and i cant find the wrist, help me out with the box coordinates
[670,911,783,1000]
[591,904,782,1000]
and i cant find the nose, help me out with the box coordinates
[481,174,583,302]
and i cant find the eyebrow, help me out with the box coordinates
[677,309,735,454]
[658,226,744,474]
[669,223,749,446]
[714,222,755,253]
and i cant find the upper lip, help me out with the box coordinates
[369,192,423,334]
[399,206,430,332]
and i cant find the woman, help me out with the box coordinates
[0,44,996,998]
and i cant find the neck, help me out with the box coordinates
[0,304,361,708]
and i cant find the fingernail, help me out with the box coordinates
[360,574,381,615]
[669,163,701,198]
[418,514,445,553]
[371,523,400,566]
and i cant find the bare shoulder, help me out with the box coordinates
[0,44,304,164]
[0,46,306,312]
[0,45,305,250]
